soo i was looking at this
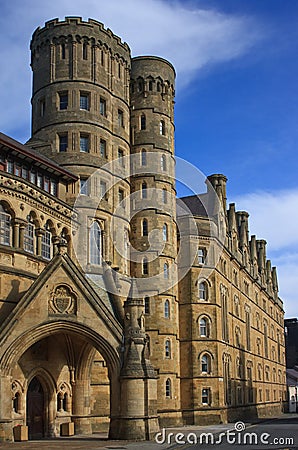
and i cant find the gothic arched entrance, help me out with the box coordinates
[26,377,45,439]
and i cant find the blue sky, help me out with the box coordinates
[0,0,297,317]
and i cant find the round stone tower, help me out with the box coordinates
[130,57,181,426]
[29,17,131,274]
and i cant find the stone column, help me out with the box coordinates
[117,281,159,440]
[72,379,92,435]
[36,228,45,256]
[12,219,26,248]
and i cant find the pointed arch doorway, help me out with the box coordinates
[26,377,45,439]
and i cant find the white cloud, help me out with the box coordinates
[0,0,263,140]
[234,188,298,318]
[234,189,298,251]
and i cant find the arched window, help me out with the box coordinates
[160,120,165,135]
[140,114,146,130]
[141,182,147,199]
[24,214,35,254]
[164,299,170,318]
[142,257,148,275]
[165,339,171,358]
[142,219,148,236]
[89,221,102,265]
[162,224,168,242]
[41,222,52,260]
[201,354,211,373]
[157,82,161,92]
[141,149,147,166]
[148,80,153,91]
[0,204,11,246]
[161,154,166,171]
[199,317,209,337]
[198,281,207,300]
[164,263,169,279]
[165,378,172,398]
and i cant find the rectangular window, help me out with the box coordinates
[30,169,36,184]
[59,134,68,152]
[44,177,50,192]
[50,180,57,196]
[100,139,106,157]
[100,97,106,116]
[144,297,150,314]
[80,179,89,195]
[7,160,13,174]
[100,180,107,199]
[80,93,90,110]
[202,388,210,405]
[40,98,45,117]
[198,248,206,264]
[14,165,21,177]
[118,109,124,127]
[118,189,124,206]
[59,92,68,110]
[80,134,89,152]
[22,166,28,179]
[41,230,51,260]
[37,173,43,188]
[24,223,34,254]
[118,148,124,166]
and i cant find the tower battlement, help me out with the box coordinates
[31,16,130,54]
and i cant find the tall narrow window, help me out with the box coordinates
[24,215,35,254]
[89,221,102,265]
[164,263,169,279]
[160,120,165,135]
[0,204,11,246]
[59,92,68,110]
[198,248,206,264]
[142,219,148,236]
[148,80,153,91]
[164,299,170,318]
[80,134,89,152]
[144,296,150,314]
[202,388,210,405]
[100,139,106,157]
[245,308,251,351]
[162,189,167,203]
[161,154,166,171]
[142,182,147,199]
[40,99,45,117]
[264,323,268,358]
[100,97,106,116]
[201,354,210,373]
[140,114,146,130]
[142,257,148,275]
[61,43,66,59]
[80,93,89,110]
[7,160,13,174]
[141,149,147,166]
[162,224,168,242]
[118,148,124,166]
[118,109,124,127]
[41,222,52,260]
[59,134,68,152]
[200,318,208,337]
[198,281,207,300]
[118,189,124,207]
[165,379,172,398]
[83,42,88,60]
[80,179,89,195]
[165,339,171,358]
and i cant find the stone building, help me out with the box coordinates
[0,17,286,442]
